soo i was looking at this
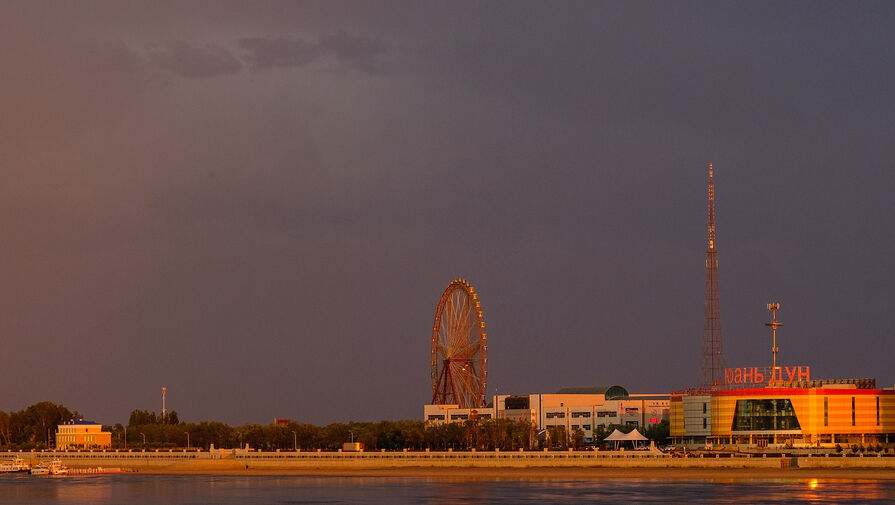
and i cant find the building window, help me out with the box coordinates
[427,415,445,421]
[703,403,707,414]
[703,418,707,429]
[597,411,615,418]
[571,425,579,430]
[824,397,828,427]
[731,399,801,431]
[450,414,468,421]
[852,397,856,427]
[504,396,530,410]
[626,421,639,427]
[546,412,565,419]
[583,425,591,431]
[571,412,591,418]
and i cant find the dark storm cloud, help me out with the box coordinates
[145,41,242,78]
[319,32,387,74]
[1,1,894,427]
[238,36,322,70]
[239,32,387,73]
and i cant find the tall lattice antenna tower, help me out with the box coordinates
[699,163,724,388]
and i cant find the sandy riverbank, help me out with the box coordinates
[141,464,895,481]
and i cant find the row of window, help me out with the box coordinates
[548,411,628,419]
[427,413,494,421]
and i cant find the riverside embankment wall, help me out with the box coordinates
[2,450,852,470]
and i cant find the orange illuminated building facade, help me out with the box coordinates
[672,379,895,446]
[55,420,111,450]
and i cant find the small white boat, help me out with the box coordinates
[31,459,68,476]
[30,463,50,475]
[0,457,31,473]
[48,459,68,475]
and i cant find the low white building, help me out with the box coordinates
[424,386,670,445]
[424,404,495,424]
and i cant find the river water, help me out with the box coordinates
[2,474,894,504]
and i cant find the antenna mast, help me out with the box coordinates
[765,303,783,382]
[700,163,725,388]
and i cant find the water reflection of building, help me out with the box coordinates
[425,385,670,445]
[671,377,895,447]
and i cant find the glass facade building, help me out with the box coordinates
[671,385,895,446]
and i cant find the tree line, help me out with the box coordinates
[0,402,79,449]
[0,402,668,451]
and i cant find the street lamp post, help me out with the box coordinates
[141,432,147,447]
[124,426,127,450]
[292,431,297,451]
[184,431,190,450]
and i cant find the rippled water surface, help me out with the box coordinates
[2,474,895,504]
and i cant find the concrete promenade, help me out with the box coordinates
[7,449,894,471]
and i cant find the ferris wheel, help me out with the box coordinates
[430,278,488,409]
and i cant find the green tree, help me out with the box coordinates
[128,409,158,426]
[547,426,567,449]
[321,423,350,449]
[237,424,266,449]
[0,411,10,447]
[643,420,669,444]
[289,422,322,450]
[24,401,75,447]
[396,420,425,450]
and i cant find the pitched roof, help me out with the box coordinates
[603,429,627,441]
[623,429,648,441]
[604,428,648,442]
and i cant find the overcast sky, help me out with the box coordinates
[1,1,893,425]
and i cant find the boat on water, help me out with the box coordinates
[30,459,68,476]
[30,463,49,475]
[0,457,31,473]
[67,467,127,475]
